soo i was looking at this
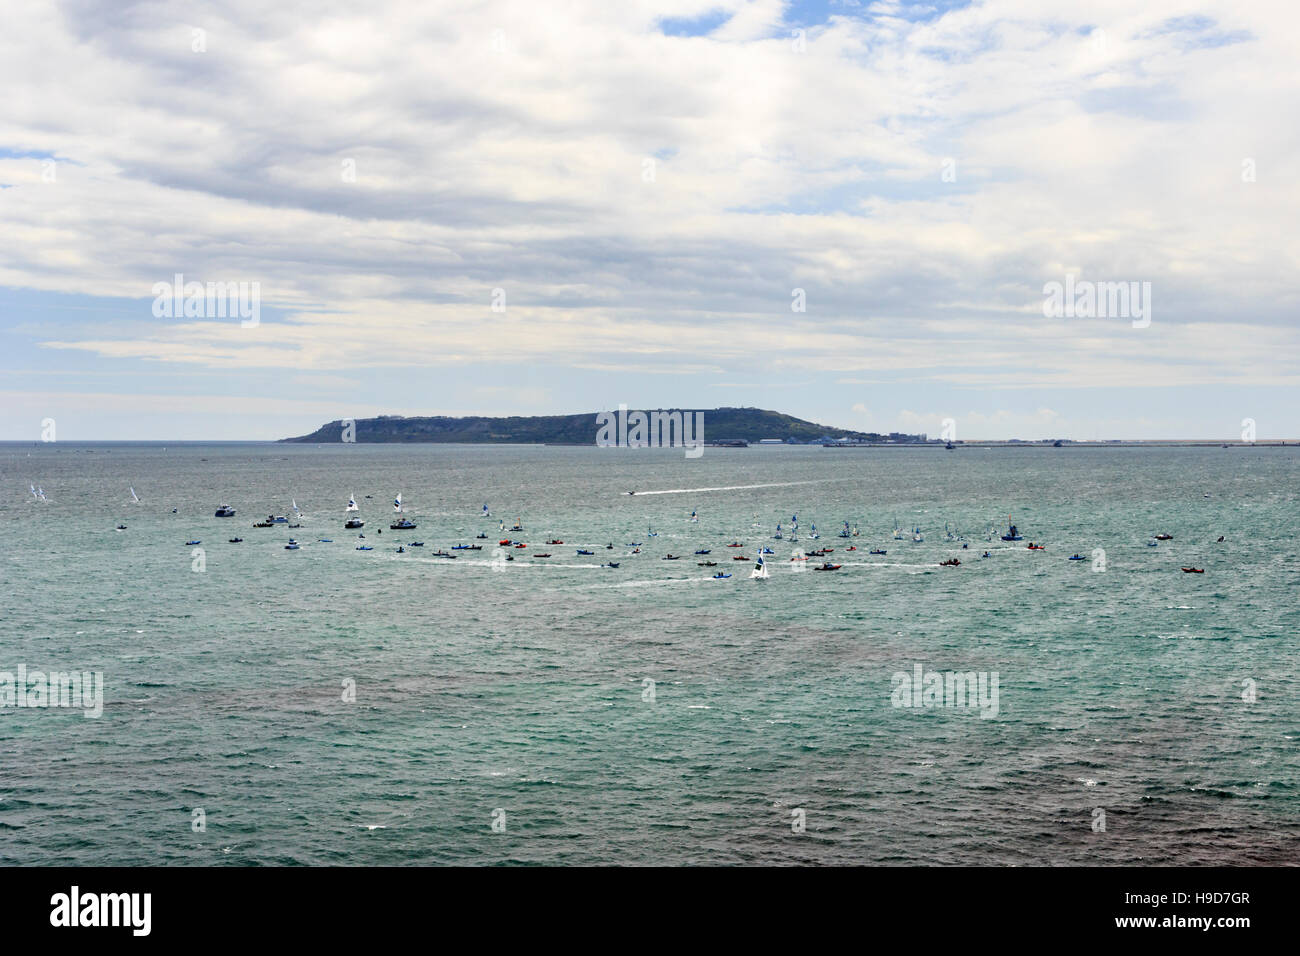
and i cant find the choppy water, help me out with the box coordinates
[2,442,1297,865]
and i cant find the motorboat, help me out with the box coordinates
[214,505,236,517]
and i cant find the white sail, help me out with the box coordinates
[130,487,140,503]
[394,493,402,513]
[347,494,358,512]
[750,555,769,579]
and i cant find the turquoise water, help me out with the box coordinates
[2,442,1297,865]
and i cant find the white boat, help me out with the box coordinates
[912,527,924,543]
[292,498,304,520]
[346,494,359,512]
[130,487,140,503]
[750,555,769,579]
[394,493,403,513]
[482,504,490,518]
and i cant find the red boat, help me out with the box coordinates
[814,562,841,571]
[1181,567,1204,573]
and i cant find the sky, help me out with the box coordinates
[1,0,1297,441]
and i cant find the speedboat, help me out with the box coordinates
[395,546,405,553]
[662,554,680,560]
[712,572,731,579]
[408,541,423,547]
[1154,533,1173,540]
[228,537,243,543]
[845,546,856,552]
[514,543,527,549]
[603,562,620,568]
[547,539,564,545]
[981,551,991,558]
[1027,544,1045,551]
[214,505,236,517]
[1181,567,1205,573]
[185,539,201,545]
[1068,554,1085,560]
[356,545,373,551]
[726,542,744,548]
[253,519,275,527]
[577,549,594,555]
[318,538,332,543]
[285,539,300,550]
[476,533,488,539]
[790,554,809,562]
[939,558,960,567]
[869,549,886,555]
[698,560,717,567]
[732,555,749,561]
[431,550,454,558]
[451,544,474,550]
[533,553,552,558]
[815,562,841,571]
[345,518,364,529]
[115,524,127,530]
[694,549,711,555]
[391,518,417,530]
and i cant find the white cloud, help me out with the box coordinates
[0,0,1296,394]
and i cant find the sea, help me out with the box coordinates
[1,441,1297,865]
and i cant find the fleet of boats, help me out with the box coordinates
[80,489,1221,576]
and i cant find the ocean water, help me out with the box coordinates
[2,441,1297,866]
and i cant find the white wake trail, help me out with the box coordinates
[625,480,831,496]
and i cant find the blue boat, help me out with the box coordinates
[356,545,373,551]
[577,549,594,555]
[695,549,711,555]
[712,572,731,579]
[1001,522,1023,541]
[185,540,201,545]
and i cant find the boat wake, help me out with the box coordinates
[623,480,830,497]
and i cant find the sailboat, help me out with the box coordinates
[482,504,490,518]
[774,523,783,540]
[808,522,819,540]
[391,493,416,530]
[912,527,924,543]
[346,494,359,512]
[689,509,698,523]
[292,499,304,521]
[130,487,140,504]
[893,521,905,541]
[36,486,47,501]
[647,524,657,537]
[789,514,798,543]
[751,554,769,579]
[1001,518,1023,542]
[839,521,851,538]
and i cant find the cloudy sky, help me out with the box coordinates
[1,0,1296,440]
